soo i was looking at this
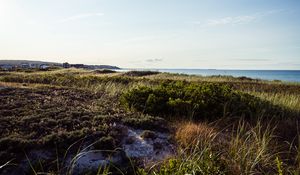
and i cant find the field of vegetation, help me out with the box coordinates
[0,68,300,175]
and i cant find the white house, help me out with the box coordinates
[40,64,50,70]
[0,64,13,70]
[30,63,40,68]
[21,64,30,69]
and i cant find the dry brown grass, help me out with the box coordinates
[175,122,217,148]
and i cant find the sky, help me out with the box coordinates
[0,0,300,69]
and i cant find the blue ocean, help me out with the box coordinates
[121,69,300,82]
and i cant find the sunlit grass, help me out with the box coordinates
[249,91,300,113]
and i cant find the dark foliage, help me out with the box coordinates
[93,69,117,74]
[124,71,160,77]
[121,81,279,120]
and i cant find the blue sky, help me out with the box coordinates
[0,0,299,69]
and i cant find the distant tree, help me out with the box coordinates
[62,62,70,68]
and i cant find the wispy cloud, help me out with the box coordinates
[58,13,104,23]
[129,58,164,64]
[231,58,271,62]
[206,15,256,26]
[191,9,283,27]
[146,58,163,63]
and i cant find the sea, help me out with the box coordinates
[120,69,300,83]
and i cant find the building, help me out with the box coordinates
[0,64,13,70]
[30,63,40,69]
[40,64,50,70]
[21,64,30,69]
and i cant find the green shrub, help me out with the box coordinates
[121,114,167,131]
[121,81,268,120]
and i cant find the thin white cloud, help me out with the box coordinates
[58,13,104,23]
[128,58,164,64]
[191,9,284,27]
[146,58,163,63]
[206,15,256,26]
[231,58,270,62]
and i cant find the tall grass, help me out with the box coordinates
[141,122,226,175]
[249,91,300,113]
[146,119,290,175]
[226,120,276,174]
[142,119,278,174]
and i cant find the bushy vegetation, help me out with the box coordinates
[121,81,279,120]
[123,70,160,77]
[93,69,116,74]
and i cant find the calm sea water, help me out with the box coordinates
[121,69,300,82]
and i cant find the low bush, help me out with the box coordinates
[124,71,159,77]
[121,114,167,131]
[93,69,116,74]
[121,81,274,120]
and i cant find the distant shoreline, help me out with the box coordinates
[119,68,300,82]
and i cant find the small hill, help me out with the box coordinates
[0,60,120,69]
[0,60,61,66]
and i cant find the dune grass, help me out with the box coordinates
[0,69,299,174]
